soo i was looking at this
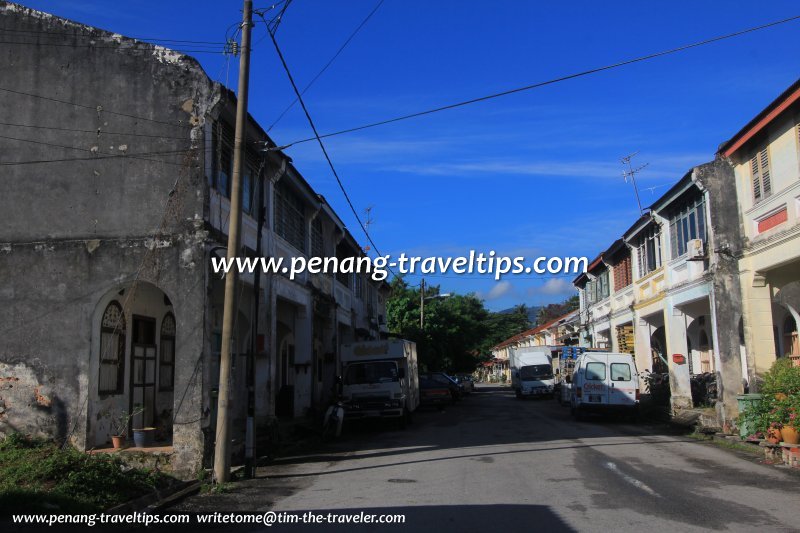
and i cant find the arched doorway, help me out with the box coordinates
[91,282,175,447]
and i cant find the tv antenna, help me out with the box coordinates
[621,152,648,215]
[363,205,375,231]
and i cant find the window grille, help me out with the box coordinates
[99,301,126,394]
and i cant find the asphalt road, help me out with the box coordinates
[171,384,799,532]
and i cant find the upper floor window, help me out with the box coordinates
[311,218,324,257]
[612,254,632,290]
[585,270,609,304]
[274,181,306,253]
[212,121,234,198]
[669,196,706,259]
[751,146,772,203]
[636,225,662,278]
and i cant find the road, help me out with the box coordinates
[171,384,799,532]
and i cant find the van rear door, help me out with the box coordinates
[582,353,609,405]
[608,356,637,406]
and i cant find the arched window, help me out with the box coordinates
[159,313,176,391]
[99,301,126,394]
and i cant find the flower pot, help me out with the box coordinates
[111,435,126,449]
[132,427,156,448]
[781,426,799,445]
[767,427,783,444]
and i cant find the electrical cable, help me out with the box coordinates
[266,0,385,132]
[268,31,393,273]
[280,14,800,148]
[0,120,193,140]
[0,39,225,54]
[0,86,193,128]
[0,27,227,45]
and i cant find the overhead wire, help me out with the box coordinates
[279,14,800,148]
[268,30,393,273]
[0,86,192,128]
[265,0,385,132]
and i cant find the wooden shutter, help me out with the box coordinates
[751,154,762,202]
[759,148,771,197]
[751,147,771,202]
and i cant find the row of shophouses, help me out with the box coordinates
[0,4,389,476]
[487,310,580,382]
[573,78,800,427]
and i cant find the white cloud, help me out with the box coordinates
[479,281,515,301]
[527,278,576,297]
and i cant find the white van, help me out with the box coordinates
[569,352,639,419]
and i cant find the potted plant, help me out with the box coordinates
[782,406,800,445]
[109,406,144,449]
[739,358,800,443]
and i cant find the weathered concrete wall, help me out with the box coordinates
[0,2,221,478]
[694,159,746,427]
[0,2,214,240]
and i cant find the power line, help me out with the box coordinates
[0,40,225,54]
[0,120,193,141]
[280,14,800,148]
[0,145,203,167]
[0,86,193,128]
[0,132,200,167]
[268,31,391,269]
[265,0,385,132]
[0,27,228,45]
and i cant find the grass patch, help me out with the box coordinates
[0,433,174,514]
[687,431,762,456]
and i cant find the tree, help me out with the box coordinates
[536,295,579,326]
[386,278,530,373]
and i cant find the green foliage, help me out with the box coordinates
[738,358,800,435]
[387,277,520,372]
[0,433,173,513]
[535,295,579,326]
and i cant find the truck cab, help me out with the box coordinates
[510,347,555,399]
[340,339,419,424]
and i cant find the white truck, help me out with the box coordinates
[509,347,555,399]
[340,339,419,425]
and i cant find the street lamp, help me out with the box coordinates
[420,278,451,328]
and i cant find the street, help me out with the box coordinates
[170,384,799,532]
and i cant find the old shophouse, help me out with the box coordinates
[0,3,388,477]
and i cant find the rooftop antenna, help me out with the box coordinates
[363,205,375,231]
[621,152,648,215]
[362,206,374,252]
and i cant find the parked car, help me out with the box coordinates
[419,376,453,408]
[420,372,462,401]
[454,374,475,394]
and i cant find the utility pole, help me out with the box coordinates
[214,0,253,485]
[621,152,648,216]
[419,278,425,329]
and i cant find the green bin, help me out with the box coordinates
[736,394,763,439]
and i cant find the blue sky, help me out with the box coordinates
[21,0,800,310]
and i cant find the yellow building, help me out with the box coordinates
[719,79,800,384]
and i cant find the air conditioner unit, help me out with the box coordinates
[686,239,704,260]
